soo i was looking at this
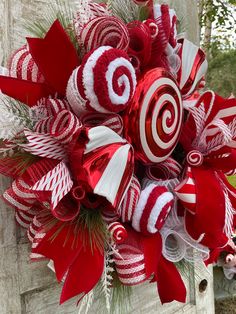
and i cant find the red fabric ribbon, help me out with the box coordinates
[27,20,80,96]
[120,227,186,304]
[185,167,228,249]
[141,232,186,304]
[0,75,50,106]
[33,222,104,304]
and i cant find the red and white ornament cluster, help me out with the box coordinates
[2,0,236,308]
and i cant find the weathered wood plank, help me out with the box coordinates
[0,245,21,314]
[18,243,57,294]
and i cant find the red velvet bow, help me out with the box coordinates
[33,222,104,304]
[142,232,186,304]
[123,227,186,304]
[0,20,79,106]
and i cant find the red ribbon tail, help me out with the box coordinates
[33,223,83,282]
[27,20,80,96]
[157,256,186,304]
[142,233,163,279]
[60,247,104,304]
[0,75,50,106]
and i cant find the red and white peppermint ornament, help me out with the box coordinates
[186,150,203,167]
[114,244,146,286]
[132,184,174,235]
[174,167,196,214]
[177,39,208,99]
[124,68,183,163]
[108,222,128,244]
[118,175,141,223]
[8,45,45,83]
[80,16,129,52]
[66,46,137,114]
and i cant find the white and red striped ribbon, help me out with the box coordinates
[101,209,120,224]
[34,117,53,133]
[3,178,36,212]
[174,167,197,214]
[45,99,71,116]
[80,16,130,52]
[27,215,43,243]
[177,39,208,99]
[146,157,182,180]
[32,161,73,210]
[119,175,141,223]
[108,222,128,244]
[30,230,47,261]
[50,110,82,144]
[81,112,123,135]
[15,207,38,229]
[114,244,146,286]
[8,45,45,83]
[22,129,66,160]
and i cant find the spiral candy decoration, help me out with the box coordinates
[66,46,137,114]
[124,68,183,163]
[108,222,128,244]
[186,150,203,167]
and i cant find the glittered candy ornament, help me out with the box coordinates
[66,46,137,114]
[124,68,183,164]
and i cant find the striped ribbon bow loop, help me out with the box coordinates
[81,112,124,136]
[83,126,134,209]
[174,167,196,215]
[114,244,146,286]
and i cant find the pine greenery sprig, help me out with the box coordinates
[0,94,33,140]
[108,0,140,23]
[25,0,78,48]
[77,206,110,252]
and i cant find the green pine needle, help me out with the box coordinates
[24,0,78,48]
[77,206,110,252]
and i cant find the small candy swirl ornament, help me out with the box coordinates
[124,68,183,163]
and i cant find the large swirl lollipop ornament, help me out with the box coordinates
[66,46,137,114]
[124,68,183,164]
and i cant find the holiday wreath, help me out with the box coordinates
[0,0,236,311]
